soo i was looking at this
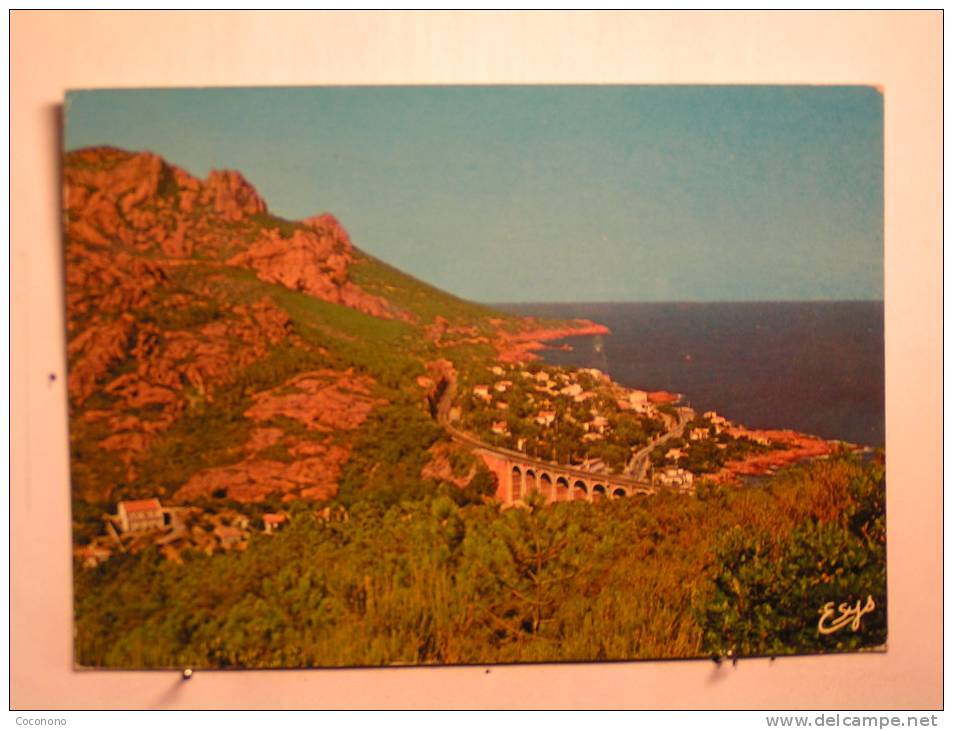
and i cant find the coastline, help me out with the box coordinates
[495,314,861,486]
[494,318,611,363]
[498,301,884,450]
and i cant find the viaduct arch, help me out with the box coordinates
[435,377,661,506]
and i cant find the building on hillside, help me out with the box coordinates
[472,385,491,401]
[629,390,649,406]
[628,390,654,413]
[491,421,509,436]
[116,498,164,533]
[586,415,609,434]
[214,525,244,549]
[689,427,710,442]
[656,467,695,489]
[535,410,556,426]
[494,380,512,393]
[491,366,505,376]
[560,383,583,397]
[584,368,609,382]
[263,513,287,534]
[665,447,684,461]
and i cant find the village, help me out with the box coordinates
[648,410,779,479]
[455,361,781,491]
[454,363,677,476]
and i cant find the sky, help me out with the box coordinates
[65,86,883,303]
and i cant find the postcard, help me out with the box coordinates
[63,85,885,669]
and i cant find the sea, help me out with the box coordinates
[497,301,884,449]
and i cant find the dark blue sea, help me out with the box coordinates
[497,302,884,448]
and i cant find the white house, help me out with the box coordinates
[689,427,710,442]
[657,467,695,489]
[628,390,649,406]
[263,513,287,534]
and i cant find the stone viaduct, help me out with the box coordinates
[444,422,658,505]
[433,372,661,505]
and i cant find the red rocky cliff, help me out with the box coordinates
[62,147,399,501]
[64,147,404,319]
[228,214,403,320]
[204,169,267,221]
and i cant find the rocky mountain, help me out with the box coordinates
[64,147,600,512]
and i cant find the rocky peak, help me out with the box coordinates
[64,146,408,321]
[65,149,165,223]
[227,220,405,320]
[303,213,353,251]
[202,169,267,222]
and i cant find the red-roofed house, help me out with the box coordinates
[585,415,610,434]
[535,410,556,426]
[117,498,164,533]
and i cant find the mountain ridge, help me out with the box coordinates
[64,146,605,510]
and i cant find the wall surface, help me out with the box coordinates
[10,10,943,709]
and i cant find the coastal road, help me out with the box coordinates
[433,372,670,491]
[625,406,694,479]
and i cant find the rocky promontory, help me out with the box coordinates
[494,319,611,363]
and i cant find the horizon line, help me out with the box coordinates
[484,298,885,306]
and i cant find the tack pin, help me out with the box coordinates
[182,668,193,680]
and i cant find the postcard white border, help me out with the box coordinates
[9,10,942,710]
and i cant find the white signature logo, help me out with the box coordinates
[817,595,876,635]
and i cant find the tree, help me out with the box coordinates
[458,495,589,648]
[698,462,886,657]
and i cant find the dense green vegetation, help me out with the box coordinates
[74,454,885,667]
[650,416,775,475]
[351,253,506,327]
[67,149,886,669]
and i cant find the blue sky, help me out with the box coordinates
[65,86,883,303]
